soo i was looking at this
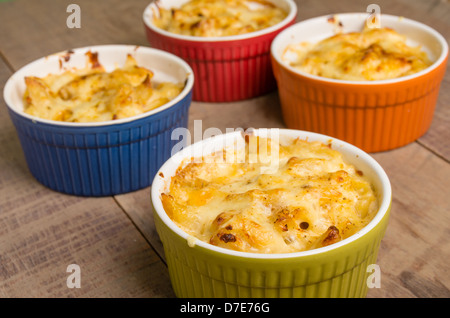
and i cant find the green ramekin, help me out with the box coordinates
[151,129,392,298]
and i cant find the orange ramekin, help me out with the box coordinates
[271,13,448,153]
[143,0,297,102]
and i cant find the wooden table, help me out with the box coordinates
[0,0,449,298]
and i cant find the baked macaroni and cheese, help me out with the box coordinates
[161,135,378,253]
[282,26,432,81]
[152,0,288,37]
[23,51,184,122]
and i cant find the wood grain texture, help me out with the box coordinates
[368,143,450,297]
[0,0,449,298]
[0,0,151,68]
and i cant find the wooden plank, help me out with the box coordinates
[1,0,449,298]
[417,75,450,161]
[0,0,176,298]
[115,188,165,262]
[0,55,174,297]
[0,0,151,69]
[367,143,450,297]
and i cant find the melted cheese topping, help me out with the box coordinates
[282,27,432,81]
[23,52,184,123]
[161,136,378,253]
[152,0,288,37]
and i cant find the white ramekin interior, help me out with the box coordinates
[143,0,297,42]
[3,45,194,127]
[271,13,448,85]
[151,128,392,260]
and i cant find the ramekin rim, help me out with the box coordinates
[3,44,194,127]
[270,12,449,85]
[142,0,297,43]
[151,128,392,260]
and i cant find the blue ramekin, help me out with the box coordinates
[3,45,194,196]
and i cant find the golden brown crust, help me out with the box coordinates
[152,0,288,37]
[23,53,184,123]
[162,137,378,253]
[282,27,432,81]
[321,226,341,247]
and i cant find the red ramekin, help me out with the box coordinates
[143,0,297,102]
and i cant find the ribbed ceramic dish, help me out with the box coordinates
[3,45,194,196]
[271,13,448,153]
[151,128,392,298]
[143,0,297,102]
